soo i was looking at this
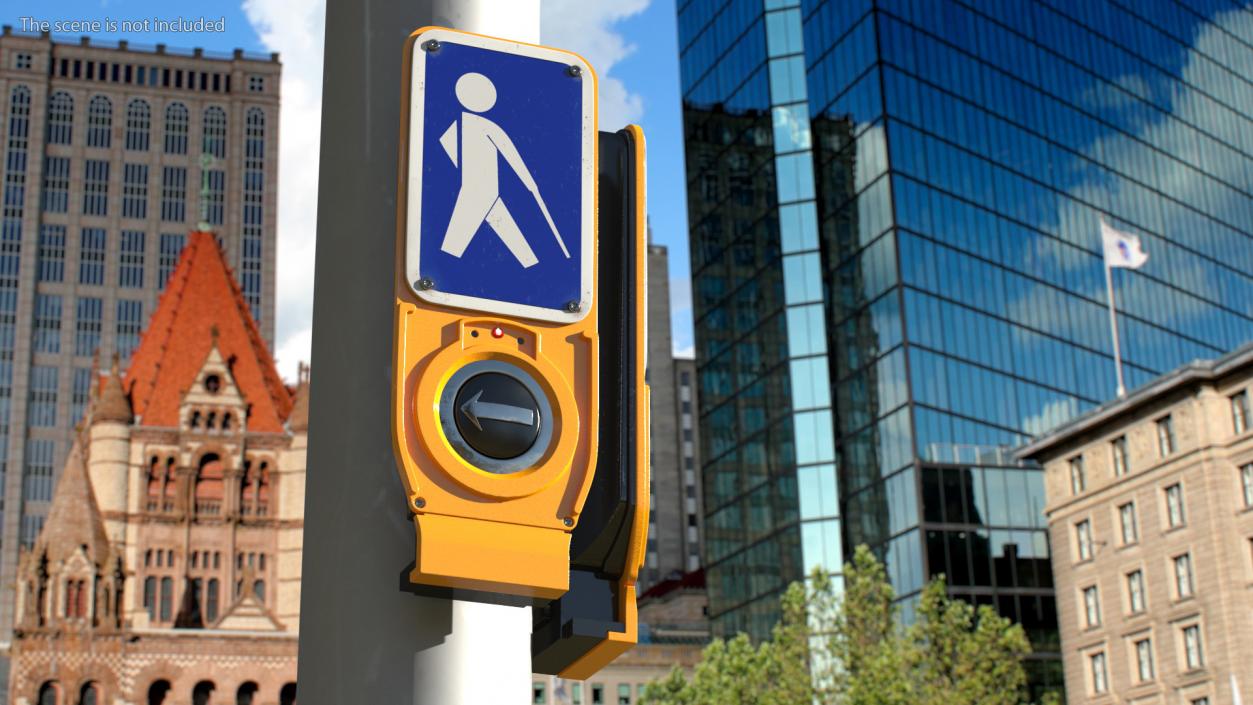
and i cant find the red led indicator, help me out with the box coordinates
[491,326,504,339]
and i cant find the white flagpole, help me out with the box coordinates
[1103,248,1127,398]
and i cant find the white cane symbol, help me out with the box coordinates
[438,72,570,268]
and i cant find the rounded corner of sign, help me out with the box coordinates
[409,26,448,41]
[414,287,443,307]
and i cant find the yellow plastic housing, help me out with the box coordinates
[391,27,599,599]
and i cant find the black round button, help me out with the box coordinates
[452,372,542,460]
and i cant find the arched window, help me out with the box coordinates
[256,462,270,516]
[38,681,60,705]
[146,456,162,511]
[163,457,177,511]
[147,456,177,512]
[64,579,87,618]
[203,106,227,158]
[253,580,265,604]
[125,99,150,151]
[159,577,173,622]
[181,577,204,628]
[241,107,266,320]
[79,681,100,705]
[206,578,220,623]
[195,453,224,515]
[47,91,73,144]
[206,411,217,430]
[64,580,75,617]
[236,682,258,705]
[147,680,171,705]
[222,412,232,430]
[241,460,270,516]
[192,681,215,705]
[190,410,202,428]
[86,96,111,148]
[142,576,155,619]
[164,103,188,154]
[280,683,296,705]
[245,107,265,160]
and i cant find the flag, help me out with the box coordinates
[1101,219,1149,269]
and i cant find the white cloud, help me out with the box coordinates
[242,0,325,383]
[540,0,650,130]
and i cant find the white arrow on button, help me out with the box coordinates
[459,389,536,431]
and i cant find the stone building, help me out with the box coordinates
[0,27,282,646]
[642,243,703,593]
[7,231,304,705]
[1018,344,1253,705]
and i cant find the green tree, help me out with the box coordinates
[640,545,1046,705]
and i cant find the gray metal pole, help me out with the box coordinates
[298,1,540,703]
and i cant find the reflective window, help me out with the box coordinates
[125,99,150,151]
[1242,464,1253,508]
[1082,585,1100,628]
[122,164,149,219]
[1165,483,1185,528]
[1127,569,1146,613]
[164,103,188,154]
[1135,638,1155,682]
[47,91,73,144]
[1075,519,1093,561]
[1119,502,1138,545]
[1174,553,1194,599]
[1232,391,1249,434]
[86,95,112,148]
[1111,436,1130,477]
[1069,456,1085,495]
[1183,624,1203,670]
[1157,416,1176,456]
[1090,652,1108,694]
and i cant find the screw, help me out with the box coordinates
[423,39,441,52]
[566,65,582,78]
[564,300,580,313]
[414,497,426,509]
[417,278,435,291]
[563,517,574,527]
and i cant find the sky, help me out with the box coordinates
[12,0,693,380]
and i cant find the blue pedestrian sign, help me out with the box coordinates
[404,28,596,323]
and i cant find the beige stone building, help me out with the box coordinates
[1018,345,1253,705]
[0,27,281,647]
[8,232,303,705]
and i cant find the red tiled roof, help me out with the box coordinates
[124,231,291,432]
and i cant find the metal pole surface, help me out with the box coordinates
[298,1,539,704]
[1104,263,1126,397]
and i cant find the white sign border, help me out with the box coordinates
[405,27,596,324]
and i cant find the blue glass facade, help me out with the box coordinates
[680,0,1253,694]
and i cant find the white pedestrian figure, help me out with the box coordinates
[438,72,569,268]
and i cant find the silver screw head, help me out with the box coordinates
[566,65,582,78]
[422,39,441,52]
[417,278,435,291]
[563,517,574,527]
[563,300,580,312]
[414,497,426,509]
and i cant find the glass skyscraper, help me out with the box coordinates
[679,0,1253,693]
